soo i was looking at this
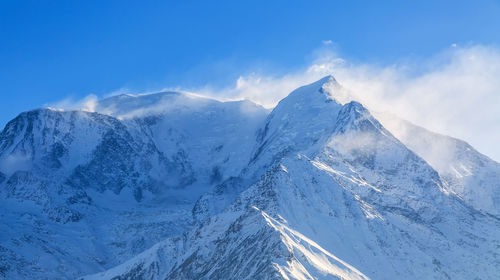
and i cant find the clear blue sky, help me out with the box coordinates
[1,0,500,127]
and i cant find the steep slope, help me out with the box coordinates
[0,94,269,279]
[89,76,500,279]
[83,165,372,280]
[2,77,500,279]
[377,113,500,217]
[192,76,345,220]
[97,91,270,195]
[87,140,500,279]
[0,108,195,279]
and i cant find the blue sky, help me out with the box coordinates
[2,0,500,159]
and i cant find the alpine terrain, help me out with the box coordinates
[0,76,499,280]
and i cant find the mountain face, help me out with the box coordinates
[0,93,268,279]
[1,76,499,279]
[376,113,500,217]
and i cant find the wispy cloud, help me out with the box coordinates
[47,94,99,112]
[333,45,500,162]
[201,44,500,161]
[47,44,500,161]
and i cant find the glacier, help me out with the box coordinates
[0,76,499,279]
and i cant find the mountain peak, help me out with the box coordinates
[318,74,338,84]
[277,75,359,109]
[298,75,339,94]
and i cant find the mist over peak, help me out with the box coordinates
[1,68,500,280]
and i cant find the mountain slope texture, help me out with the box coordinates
[0,76,499,280]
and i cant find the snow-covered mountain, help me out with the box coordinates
[1,76,499,279]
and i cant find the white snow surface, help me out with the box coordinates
[1,76,499,279]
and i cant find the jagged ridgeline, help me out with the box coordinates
[0,76,499,279]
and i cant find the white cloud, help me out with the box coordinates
[334,45,500,162]
[48,94,98,112]
[197,52,345,108]
[47,45,500,162]
[204,45,500,161]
